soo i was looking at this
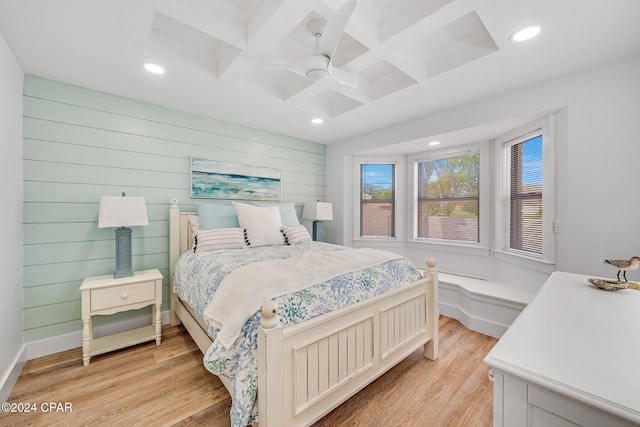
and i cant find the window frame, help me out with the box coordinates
[494,116,555,268]
[507,135,543,255]
[353,157,403,242]
[415,150,480,243]
[408,142,490,252]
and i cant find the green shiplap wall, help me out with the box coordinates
[23,75,326,342]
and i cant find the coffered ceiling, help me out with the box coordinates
[0,0,639,144]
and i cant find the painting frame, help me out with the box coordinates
[190,157,282,201]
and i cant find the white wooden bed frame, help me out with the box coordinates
[168,199,439,426]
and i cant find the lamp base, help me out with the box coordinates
[312,220,324,242]
[114,227,134,278]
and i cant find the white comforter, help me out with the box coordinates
[204,248,402,348]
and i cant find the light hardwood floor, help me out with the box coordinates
[2,316,497,426]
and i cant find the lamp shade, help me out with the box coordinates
[98,196,149,228]
[303,201,333,221]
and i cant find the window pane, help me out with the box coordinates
[416,153,479,242]
[509,135,542,254]
[360,164,395,238]
[510,198,542,253]
[361,202,394,236]
[418,199,479,241]
[516,135,543,193]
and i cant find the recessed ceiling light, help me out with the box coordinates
[510,26,541,42]
[144,63,165,74]
[428,141,441,146]
[311,118,324,125]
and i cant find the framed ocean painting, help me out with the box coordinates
[190,157,281,200]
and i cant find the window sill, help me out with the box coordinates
[492,249,555,273]
[407,240,490,257]
[353,238,404,248]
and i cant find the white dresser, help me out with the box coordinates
[484,271,640,427]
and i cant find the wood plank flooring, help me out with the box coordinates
[2,316,497,426]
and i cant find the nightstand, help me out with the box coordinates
[80,269,163,366]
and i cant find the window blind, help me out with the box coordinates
[507,135,543,254]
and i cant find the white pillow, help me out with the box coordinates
[252,201,300,226]
[193,228,248,253]
[281,225,312,245]
[232,202,285,247]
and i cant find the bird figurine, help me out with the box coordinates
[604,256,640,282]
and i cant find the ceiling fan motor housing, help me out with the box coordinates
[306,54,331,81]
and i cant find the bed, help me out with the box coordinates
[168,198,439,426]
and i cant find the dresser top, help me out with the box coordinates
[485,271,640,422]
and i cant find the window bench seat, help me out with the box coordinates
[420,270,534,338]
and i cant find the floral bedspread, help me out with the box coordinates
[173,242,422,427]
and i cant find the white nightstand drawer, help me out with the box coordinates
[91,280,156,311]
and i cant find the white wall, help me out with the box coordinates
[0,31,24,401]
[327,55,640,296]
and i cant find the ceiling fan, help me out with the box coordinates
[269,1,360,88]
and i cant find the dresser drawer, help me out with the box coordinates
[91,280,156,312]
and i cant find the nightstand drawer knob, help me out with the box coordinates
[121,293,128,299]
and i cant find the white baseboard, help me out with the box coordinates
[1,345,27,404]
[26,310,172,361]
[437,274,532,338]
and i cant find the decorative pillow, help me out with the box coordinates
[232,201,285,247]
[281,225,312,245]
[195,201,239,229]
[193,228,248,253]
[252,201,300,226]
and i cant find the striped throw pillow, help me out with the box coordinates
[194,228,248,253]
[281,225,312,245]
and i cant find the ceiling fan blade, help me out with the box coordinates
[254,62,289,70]
[254,56,311,74]
[288,56,318,75]
[329,66,359,88]
[318,0,357,59]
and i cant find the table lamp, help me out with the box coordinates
[302,201,333,241]
[98,193,149,278]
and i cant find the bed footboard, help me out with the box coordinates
[257,259,438,427]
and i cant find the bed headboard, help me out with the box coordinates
[169,198,196,279]
[169,199,198,325]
